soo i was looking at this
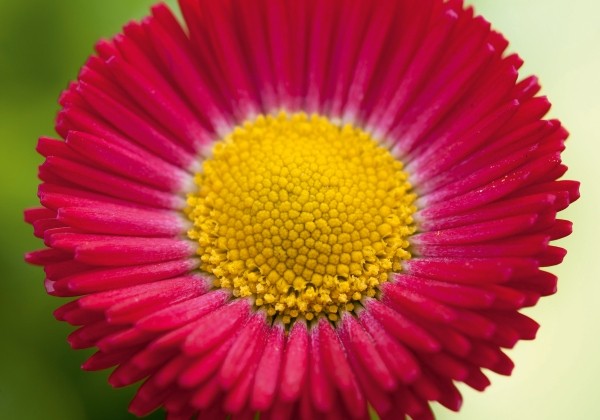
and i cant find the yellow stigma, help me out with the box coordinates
[186,112,416,324]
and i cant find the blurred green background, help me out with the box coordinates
[0,0,596,419]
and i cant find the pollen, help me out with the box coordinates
[186,112,416,324]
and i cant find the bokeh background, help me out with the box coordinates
[0,0,596,419]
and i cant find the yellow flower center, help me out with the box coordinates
[186,112,416,324]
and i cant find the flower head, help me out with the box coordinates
[26,0,579,418]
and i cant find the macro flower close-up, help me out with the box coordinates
[18,0,583,418]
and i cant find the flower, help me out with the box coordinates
[25,0,578,418]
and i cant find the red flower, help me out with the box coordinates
[26,0,578,418]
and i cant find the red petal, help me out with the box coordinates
[251,324,285,411]
[318,319,366,417]
[279,321,309,403]
[183,299,250,355]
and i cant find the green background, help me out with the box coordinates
[0,0,596,419]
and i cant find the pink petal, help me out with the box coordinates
[137,289,230,332]
[318,319,366,417]
[308,324,335,413]
[251,324,285,411]
[183,299,251,356]
[339,313,397,391]
[366,299,441,352]
[57,205,187,237]
[219,313,267,389]
[42,156,185,209]
[279,320,309,403]
[358,310,420,384]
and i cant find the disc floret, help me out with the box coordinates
[186,112,416,324]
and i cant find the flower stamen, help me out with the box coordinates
[186,112,416,324]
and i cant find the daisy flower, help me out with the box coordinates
[25,0,579,418]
